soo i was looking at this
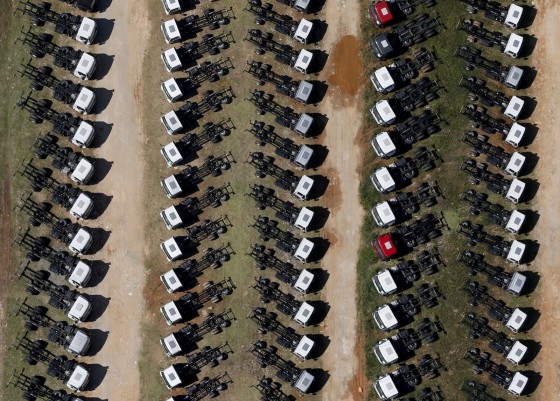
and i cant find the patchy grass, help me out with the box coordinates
[139,2,327,401]
[357,0,539,399]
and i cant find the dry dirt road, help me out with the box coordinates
[318,1,367,400]
[79,1,150,399]
[527,1,560,399]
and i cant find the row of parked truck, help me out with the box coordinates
[365,0,536,400]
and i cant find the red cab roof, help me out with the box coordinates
[374,1,394,24]
[376,234,398,258]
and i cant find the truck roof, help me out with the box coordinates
[74,53,96,79]
[374,2,394,25]
[293,19,313,43]
[295,145,314,168]
[293,335,314,359]
[295,80,313,103]
[161,365,182,389]
[68,295,91,322]
[372,167,396,192]
[372,99,396,126]
[295,207,314,231]
[506,308,527,333]
[294,301,314,325]
[373,201,396,226]
[161,142,183,166]
[371,33,394,58]
[161,205,184,229]
[77,17,97,44]
[161,300,183,325]
[162,110,184,133]
[163,0,181,14]
[162,48,182,71]
[376,338,398,364]
[162,19,181,43]
[162,77,183,102]
[162,175,182,198]
[371,131,396,157]
[72,87,95,114]
[376,234,398,258]
[69,330,91,355]
[505,66,524,89]
[504,33,523,58]
[506,178,525,204]
[373,67,395,91]
[68,261,91,287]
[295,113,314,136]
[294,0,311,12]
[505,152,525,176]
[70,158,94,184]
[375,374,399,399]
[508,272,526,297]
[293,175,314,199]
[294,49,313,73]
[505,5,523,29]
[504,96,524,120]
[294,269,314,293]
[507,372,528,396]
[295,238,314,262]
[69,193,94,219]
[375,269,398,294]
[66,364,89,391]
[374,304,398,330]
[505,123,525,148]
[71,121,95,148]
[160,268,183,293]
[161,237,183,261]
[506,210,525,234]
[506,340,528,365]
[69,228,93,255]
[507,240,526,264]
[293,370,314,393]
[161,333,182,356]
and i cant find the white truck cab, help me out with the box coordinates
[75,17,98,45]
[161,333,183,357]
[67,295,92,323]
[505,308,527,333]
[507,372,528,397]
[371,66,396,93]
[69,158,95,185]
[72,87,96,114]
[160,205,184,230]
[161,47,183,72]
[68,228,93,255]
[294,80,313,104]
[293,145,314,169]
[73,53,96,80]
[160,300,184,325]
[503,96,524,121]
[67,261,92,288]
[160,365,183,389]
[506,240,526,264]
[504,66,524,89]
[370,167,396,194]
[160,237,184,261]
[505,210,525,234]
[504,152,525,177]
[371,201,397,228]
[293,370,314,393]
[506,341,528,366]
[504,122,525,148]
[372,269,398,296]
[507,272,527,296]
[293,175,314,200]
[161,142,184,167]
[161,175,184,199]
[371,131,397,158]
[71,121,95,148]
[373,374,399,400]
[162,0,181,15]
[293,301,314,326]
[161,110,184,135]
[67,329,91,356]
[293,269,314,293]
[505,178,526,204]
[504,4,523,29]
[293,19,313,43]
[370,99,396,126]
[294,238,314,263]
[294,114,314,137]
[504,33,524,58]
[293,335,314,359]
[373,339,399,365]
[68,193,94,220]
[160,268,184,293]
[161,19,182,44]
[372,304,399,331]
[65,364,90,392]
[294,207,314,232]
[161,77,184,103]
[293,49,313,74]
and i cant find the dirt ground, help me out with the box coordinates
[526,1,560,399]
[317,1,367,400]
[77,1,150,399]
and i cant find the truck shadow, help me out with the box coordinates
[85,259,111,287]
[92,88,114,115]
[307,334,330,359]
[310,237,330,262]
[309,20,328,44]
[520,307,540,332]
[521,271,540,296]
[310,50,329,75]
[307,267,329,293]
[88,158,113,185]
[92,54,114,81]
[87,294,111,322]
[86,363,109,391]
[308,368,330,393]
[307,300,330,326]
[521,339,541,364]
[91,121,113,148]
[520,152,539,176]
[86,328,109,357]
[519,209,539,234]
[309,175,329,200]
[95,0,112,12]
[88,192,112,219]
[521,370,542,395]
[93,18,115,45]
[522,239,539,264]
[87,227,111,254]
[309,80,329,105]
[308,145,328,170]
[309,206,329,231]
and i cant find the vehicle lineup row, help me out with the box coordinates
[366,0,537,400]
[7,0,109,400]
[156,0,328,400]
